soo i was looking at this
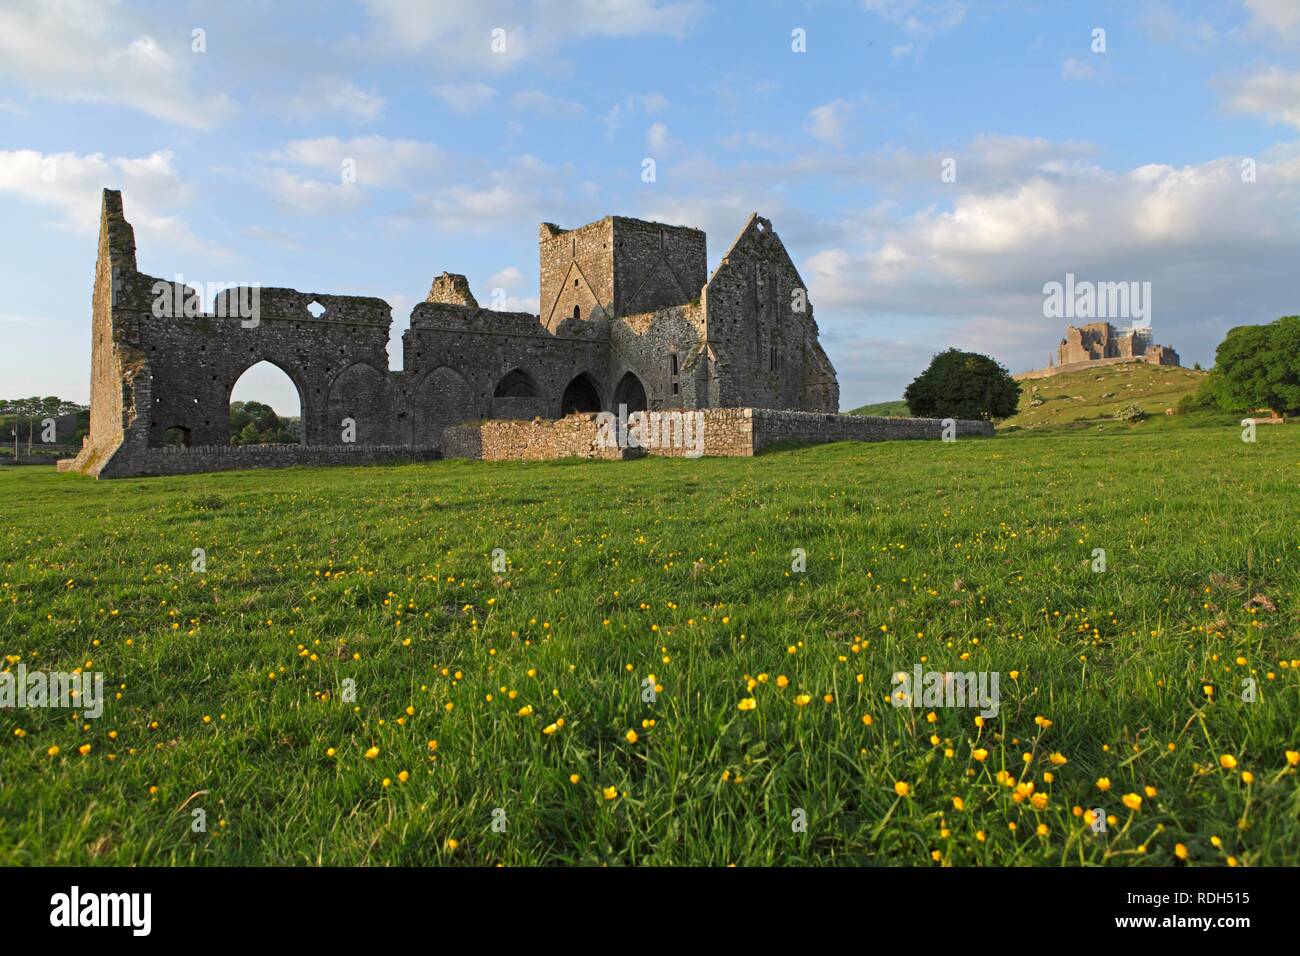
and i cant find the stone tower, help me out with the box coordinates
[538,216,707,331]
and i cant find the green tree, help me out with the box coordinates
[904,349,1021,421]
[229,400,298,445]
[1212,316,1300,417]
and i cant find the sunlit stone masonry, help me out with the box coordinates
[61,190,989,478]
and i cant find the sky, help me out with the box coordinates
[2,0,1299,414]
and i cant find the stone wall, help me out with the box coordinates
[439,407,992,462]
[86,443,441,478]
[442,415,635,461]
[749,408,992,452]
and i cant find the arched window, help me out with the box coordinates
[573,304,581,321]
[614,372,648,413]
[493,369,538,398]
[560,374,602,415]
[229,361,302,445]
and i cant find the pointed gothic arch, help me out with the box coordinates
[560,373,603,415]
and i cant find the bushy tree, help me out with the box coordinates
[229,400,298,445]
[904,349,1020,421]
[1211,316,1300,416]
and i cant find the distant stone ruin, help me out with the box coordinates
[1017,321,1180,380]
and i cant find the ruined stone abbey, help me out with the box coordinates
[1017,322,1181,380]
[63,190,987,478]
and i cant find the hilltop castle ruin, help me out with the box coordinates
[1017,321,1181,380]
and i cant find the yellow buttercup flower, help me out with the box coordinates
[1219,754,1237,770]
[737,698,757,711]
[1096,777,1111,792]
[602,786,618,800]
[1122,793,1142,811]
[625,730,638,744]
[1175,843,1189,861]
[894,781,910,797]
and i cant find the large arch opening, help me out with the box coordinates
[560,373,603,415]
[493,368,539,398]
[228,361,302,445]
[163,425,192,447]
[613,372,648,413]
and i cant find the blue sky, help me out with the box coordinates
[3,0,1299,413]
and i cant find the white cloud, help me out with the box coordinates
[862,0,968,37]
[511,90,585,118]
[1243,0,1300,42]
[396,153,602,234]
[719,130,789,152]
[806,100,854,146]
[1139,2,1220,47]
[484,265,540,311]
[0,0,235,128]
[357,0,701,66]
[1219,65,1300,129]
[646,122,673,154]
[604,92,668,137]
[488,266,526,289]
[266,136,450,187]
[1061,57,1094,81]
[801,145,1300,376]
[278,78,387,122]
[433,82,498,113]
[258,168,366,217]
[0,148,229,258]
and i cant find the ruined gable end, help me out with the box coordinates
[701,213,839,413]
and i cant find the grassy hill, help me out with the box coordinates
[3,426,1298,865]
[1001,362,1215,433]
[847,363,1214,431]
[846,399,910,417]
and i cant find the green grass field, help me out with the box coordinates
[2,424,1297,866]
